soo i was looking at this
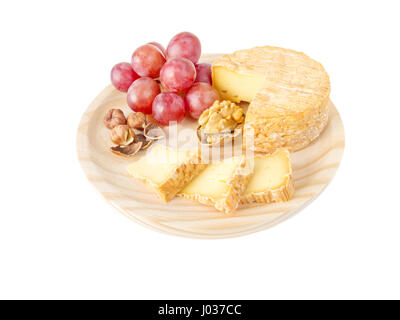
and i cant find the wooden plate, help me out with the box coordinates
[77,54,345,239]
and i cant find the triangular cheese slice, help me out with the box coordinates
[127,144,206,202]
[241,149,294,204]
[178,155,252,213]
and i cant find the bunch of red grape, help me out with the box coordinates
[110,32,219,126]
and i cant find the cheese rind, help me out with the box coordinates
[241,149,294,204]
[127,145,206,202]
[212,46,330,153]
[178,156,252,213]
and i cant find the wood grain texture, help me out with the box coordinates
[76,54,345,239]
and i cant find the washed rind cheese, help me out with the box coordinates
[240,149,294,204]
[178,156,252,213]
[127,144,206,202]
[212,46,330,153]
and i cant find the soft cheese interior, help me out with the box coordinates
[212,66,264,103]
[178,155,252,213]
[127,145,196,185]
[127,144,206,202]
[241,149,294,204]
[180,156,241,199]
[245,150,290,194]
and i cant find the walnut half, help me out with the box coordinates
[198,100,245,144]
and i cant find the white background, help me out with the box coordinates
[0,0,399,300]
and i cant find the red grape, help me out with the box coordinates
[148,42,166,56]
[152,92,186,125]
[110,62,140,92]
[127,77,161,114]
[166,32,201,64]
[131,44,166,78]
[195,63,212,85]
[160,57,196,92]
[185,82,220,119]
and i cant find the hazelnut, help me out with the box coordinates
[127,112,146,130]
[104,109,127,129]
[110,125,135,146]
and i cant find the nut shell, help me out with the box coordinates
[111,141,143,157]
[197,123,243,147]
[133,133,153,150]
[144,122,165,141]
[110,125,135,146]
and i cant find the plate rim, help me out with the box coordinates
[76,54,345,239]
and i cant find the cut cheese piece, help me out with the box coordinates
[212,66,263,103]
[178,156,252,213]
[212,46,330,153]
[127,144,206,202]
[241,149,294,204]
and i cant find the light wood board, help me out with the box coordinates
[76,54,345,239]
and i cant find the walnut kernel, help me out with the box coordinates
[197,100,245,144]
[199,100,244,133]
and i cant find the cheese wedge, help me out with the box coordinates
[212,46,330,153]
[241,149,294,204]
[127,144,206,202]
[178,156,252,213]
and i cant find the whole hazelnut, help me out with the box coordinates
[104,109,127,129]
[110,125,135,146]
[127,112,147,130]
